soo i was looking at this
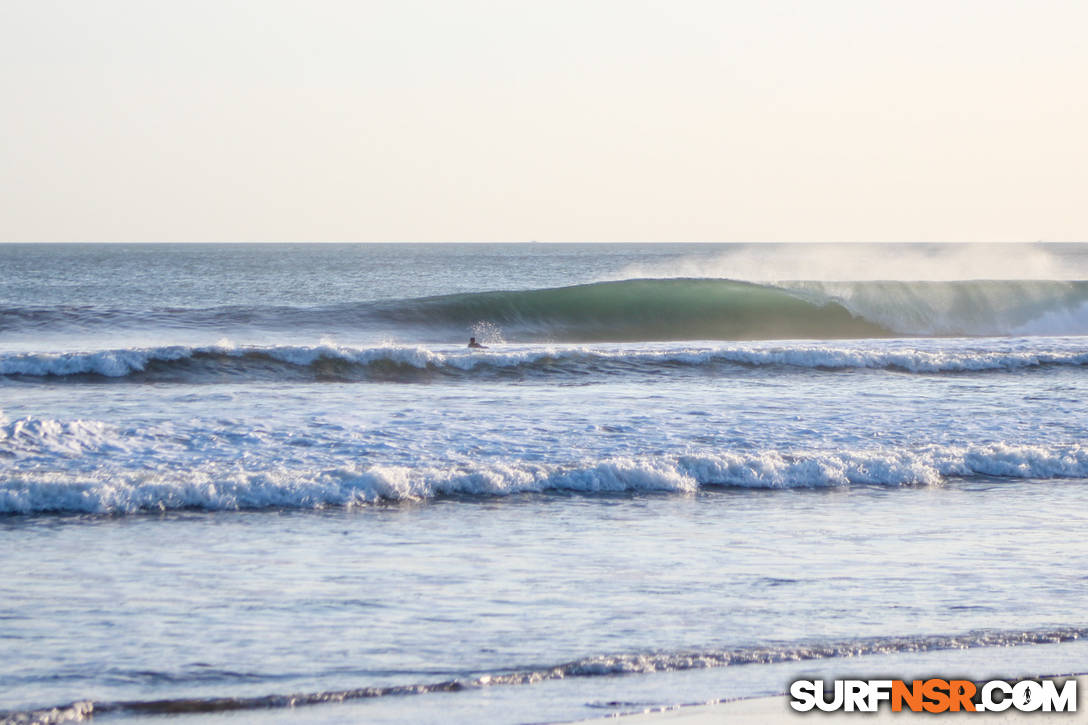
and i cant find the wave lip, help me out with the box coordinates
[4,340,1088,384]
[3,440,1088,515]
[2,626,1083,723]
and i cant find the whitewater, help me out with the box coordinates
[2,242,1088,725]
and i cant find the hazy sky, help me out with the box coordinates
[2,0,1086,242]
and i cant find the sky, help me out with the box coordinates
[1,0,1086,242]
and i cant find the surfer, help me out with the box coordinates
[468,337,488,349]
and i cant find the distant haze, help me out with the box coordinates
[2,1,1086,242]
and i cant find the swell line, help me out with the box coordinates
[7,278,1088,342]
[4,342,1088,384]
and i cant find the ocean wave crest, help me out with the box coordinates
[8,278,1088,342]
[3,439,1087,515]
[4,341,1088,383]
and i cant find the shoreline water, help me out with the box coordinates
[574,675,1088,724]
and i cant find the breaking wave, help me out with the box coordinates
[3,434,1087,514]
[6,279,1088,342]
[2,627,1083,723]
[4,340,1088,383]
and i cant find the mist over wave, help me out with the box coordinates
[615,243,1088,282]
[784,280,1088,336]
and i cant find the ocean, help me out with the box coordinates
[2,242,1087,724]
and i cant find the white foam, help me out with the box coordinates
[0,346,189,377]
[0,417,130,457]
[3,443,1087,515]
[1014,299,1088,336]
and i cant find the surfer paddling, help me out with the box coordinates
[468,337,488,349]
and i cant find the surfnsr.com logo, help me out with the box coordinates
[790,678,1077,713]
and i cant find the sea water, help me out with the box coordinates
[2,243,1087,723]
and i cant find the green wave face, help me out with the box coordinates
[381,279,892,341]
[372,278,1088,342]
[9,279,1085,343]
